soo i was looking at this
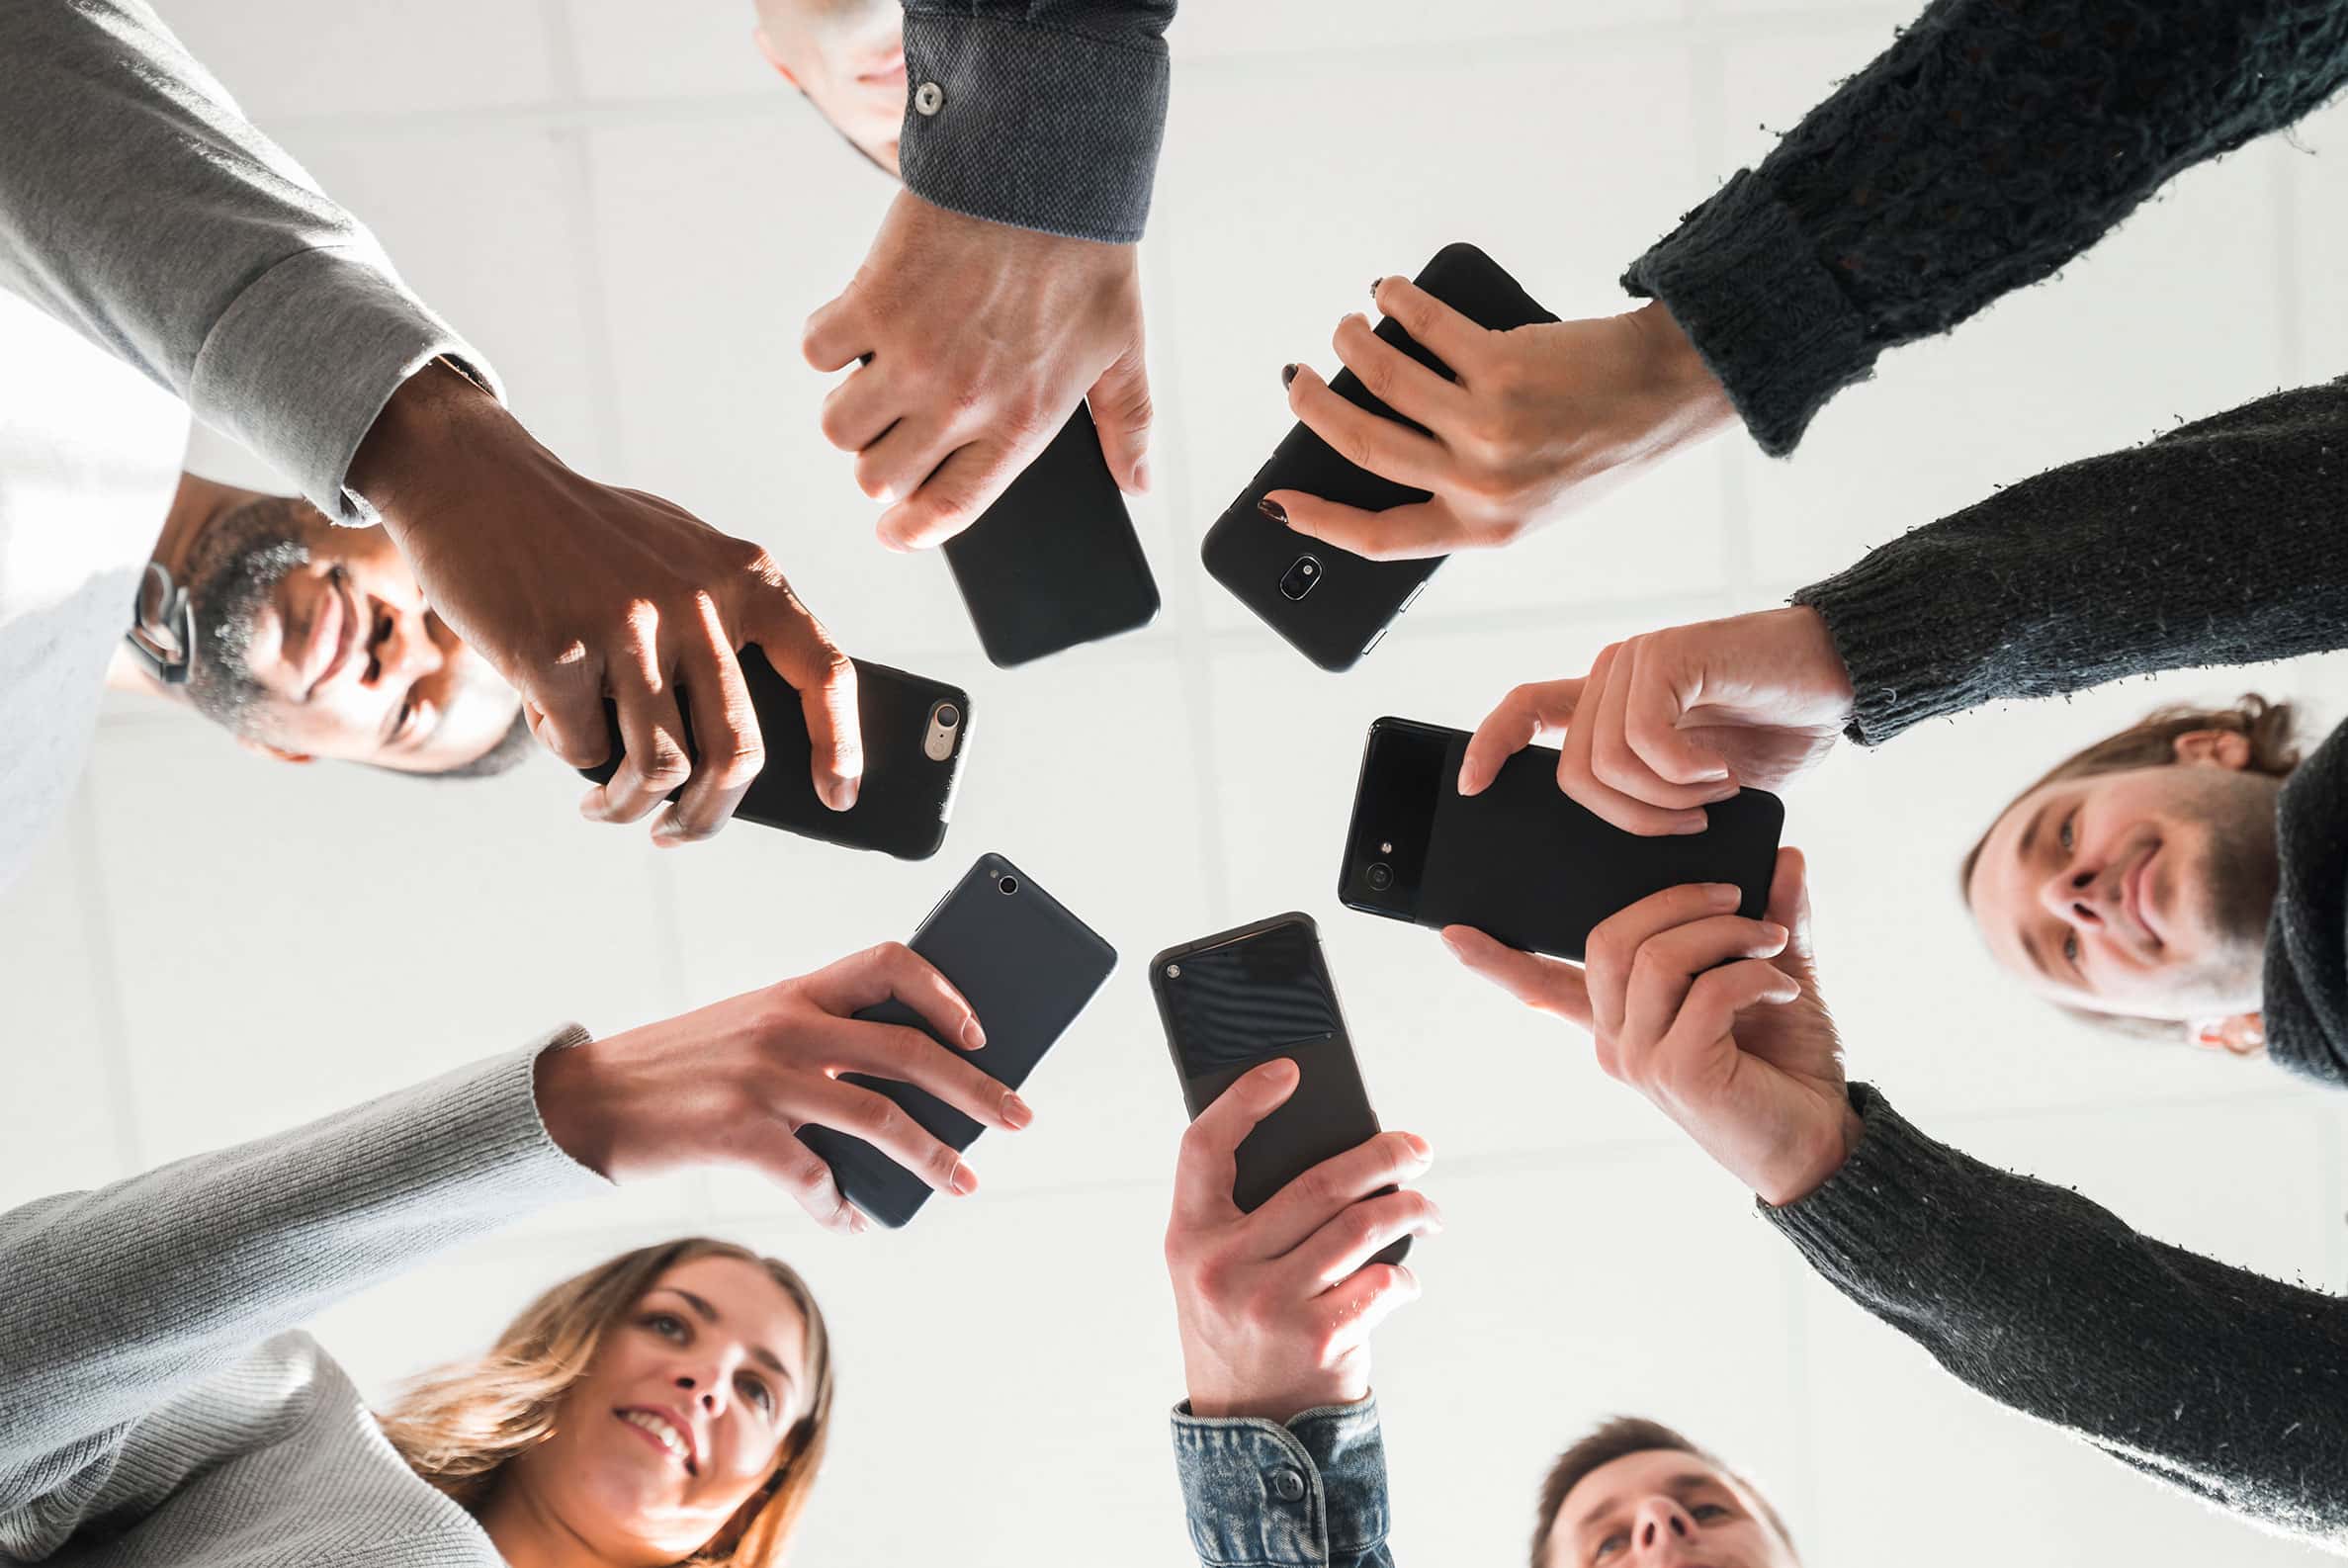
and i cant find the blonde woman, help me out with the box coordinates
[1,941,1030,1563]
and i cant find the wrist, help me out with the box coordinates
[1767,604,1858,709]
[533,1035,620,1179]
[1761,1100,1865,1208]
[1629,300,1734,440]
[347,359,518,540]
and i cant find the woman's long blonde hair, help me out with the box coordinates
[377,1238,835,1565]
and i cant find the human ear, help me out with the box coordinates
[752,26,801,88]
[2171,728,2251,770]
[2191,1012,2265,1055]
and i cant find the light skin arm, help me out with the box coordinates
[1165,1062,1439,1422]
[1457,607,1858,836]
[1265,280,1734,562]
[1443,849,1859,1206]
[804,192,1152,551]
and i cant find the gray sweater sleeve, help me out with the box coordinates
[0,0,503,523]
[0,1029,609,1538]
[1789,376,2348,746]
[1767,1087,2348,1550]
[899,1,1174,243]
[1622,0,2348,455]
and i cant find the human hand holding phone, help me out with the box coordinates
[349,362,861,844]
[1442,848,1860,1207]
[803,189,1151,551]
[1165,1061,1439,1424]
[531,943,1031,1233]
[1267,286,1733,562]
[1460,607,1857,836]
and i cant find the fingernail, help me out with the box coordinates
[1761,921,1790,947]
[848,1209,871,1234]
[577,795,609,823]
[1132,458,1151,492]
[1707,884,1743,907]
[1280,362,1299,390]
[1257,496,1288,525]
[1001,1093,1033,1130]
[1263,1057,1301,1087]
[1404,1132,1433,1162]
[1701,781,1741,805]
[959,1015,987,1050]
[826,777,860,812]
[1425,1205,1446,1234]
[1672,815,1709,835]
[1437,929,1465,956]
[950,1162,980,1196]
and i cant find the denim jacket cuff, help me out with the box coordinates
[1170,1396,1390,1566]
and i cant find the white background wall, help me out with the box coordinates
[5,1,2346,1563]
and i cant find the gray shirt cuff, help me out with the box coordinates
[1171,1396,1390,1566]
[898,11,1169,243]
[186,244,503,526]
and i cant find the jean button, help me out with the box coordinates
[1269,1467,1306,1503]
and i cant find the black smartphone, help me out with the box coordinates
[579,650,968,861]
[943,402,1161,667]
[1201,242,1558,672]
[802,853,1117,1228]
[1151,913,1407,1266]
[1339,717,1784,961]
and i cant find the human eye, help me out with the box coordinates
[2063,930,2082,970]
[738,1373,775,1415]
[2058,809,2077,853]
[391,690,420,744]
[1692,1504,1729,1522]
[1592,1532,1627,1562]
[642,1311,688,1342]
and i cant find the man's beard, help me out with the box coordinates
[180,496,310,737]
[2176,780,2285,1004]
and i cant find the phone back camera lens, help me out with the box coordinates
[998,875,1019,895]
[936,704,960,728]
[1278,555,1324,601]
[1365,863,1393,892]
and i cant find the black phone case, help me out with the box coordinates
[1150,913,1407,1266]
[803,853,1117,1228]
[1339,719,1784,961]
[578,652,966,861]
[1201,243,1559,671]
[944,402,1161,667]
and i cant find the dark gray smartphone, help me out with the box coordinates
[579,651,968,861]
[1200,243,1558,671]
[1339,717,1783,961]
[944,403,1161,667]
[801,853,1117,1228]
[1150,913,1407,1266]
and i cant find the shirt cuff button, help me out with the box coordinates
[1269,1467,1306,1503]
[913,80,946,116]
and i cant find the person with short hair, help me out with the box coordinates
[111,475,532,779]
[0,941,1032,1563]
[1529,1417,1798,1568]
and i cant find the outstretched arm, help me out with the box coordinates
[1625,0,2348,453]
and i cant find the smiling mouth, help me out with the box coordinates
[614,1407,698,1475]
[2121,843,2165,953]
[303,569,360,701]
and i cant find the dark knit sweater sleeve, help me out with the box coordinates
[1787,376,2348,745]
[1767,1086,2348,1548]
[1622,0,2348,455]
